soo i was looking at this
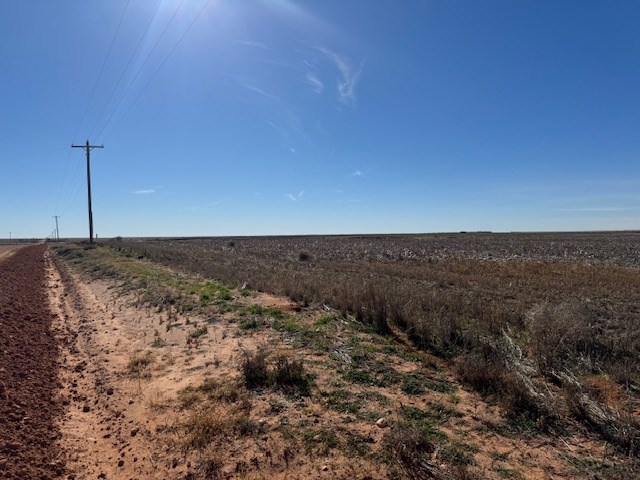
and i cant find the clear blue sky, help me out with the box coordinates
[1,0,639,238]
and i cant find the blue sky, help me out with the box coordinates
[1,0,639,238]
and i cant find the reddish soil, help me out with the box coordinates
[0,245,64,479]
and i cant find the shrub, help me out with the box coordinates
[189,326,208,338]
[127,351,154,378]
[525,301,596,372]
[241,348,269,389]
[241,349,310,394]
[382,424,438,478]
[298,251,312,262]
[271,354,309,394]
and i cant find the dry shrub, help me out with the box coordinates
[184,408,231,450]
[584,375,624,410]
[270,354,308,393]
[126,351,154,379]
[457,342,557,430]
[179,378,248,410]
[565,385,640,458]
[382,424,479,480]
[525,301,596,372]
[241,349,311,394]
[241,348,269,389]
[183,402,257,451]
[382,424,437,479]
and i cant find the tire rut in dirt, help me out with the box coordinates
[0,245,64,479]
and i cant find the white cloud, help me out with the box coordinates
[305,71,324,94]
[132,186,161,195]
[352,170,363,176]
[317,47,363,106]
[285,191,305,201]
[242,83,282,103]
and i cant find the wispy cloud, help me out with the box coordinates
[285,191,305,201]
[240,82,301,129]
[268,121,297,153]
[352,170,363,177]
[305,71,324,94]
[317,47,363,106]
[242,83,282,104]
[132,186,161,195]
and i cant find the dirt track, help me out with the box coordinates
[0,244,64,479]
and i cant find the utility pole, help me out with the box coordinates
[71,140,104,244]
[53,215,60,242]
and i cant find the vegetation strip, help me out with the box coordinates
[52,239,640,478]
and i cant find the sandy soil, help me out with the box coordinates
[49,255,269,478]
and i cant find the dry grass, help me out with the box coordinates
[126,351,154,379]
[53,236,640,476]
[112,235,640,456]
[241,348,311,395]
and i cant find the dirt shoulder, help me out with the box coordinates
[0,245,64,479]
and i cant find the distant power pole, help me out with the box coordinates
[71,140,104,244]
[53,215,60,242]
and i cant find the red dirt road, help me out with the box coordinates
[0,245,64,479]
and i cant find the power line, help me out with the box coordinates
[103,0,212,143]
[74,0,131,141]
[59,150,85,215]
[87,0,164,140]
[56,0,129,215]
[94,0,187,142]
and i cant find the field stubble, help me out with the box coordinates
[53,233,640,478]
[119,234,640,449]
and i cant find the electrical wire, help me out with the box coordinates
[102,0,211,143]
[93,0,187,142]
[55,0,130,215]
[74,0,131,142]
[87,0,163,140]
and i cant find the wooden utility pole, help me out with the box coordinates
[71,140,104,244]
[53,215,60,242]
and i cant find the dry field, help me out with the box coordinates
[2,234,638,478]
[45,232,637,478]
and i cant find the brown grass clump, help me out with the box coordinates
[241,348,311,395]
[383,424,437,478]
[584,374,625,410]
[241,348,270,389]
[181,379,257,452]
[524,301,596,373]
[126,351,154,379]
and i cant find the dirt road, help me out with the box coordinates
[0,245,64,479]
